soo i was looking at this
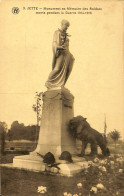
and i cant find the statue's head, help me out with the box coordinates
[61,19,70,31]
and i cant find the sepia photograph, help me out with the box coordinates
[0,0,124,195]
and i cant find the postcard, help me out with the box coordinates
[0,0,124,195]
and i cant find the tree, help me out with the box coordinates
[8,121,26,140]
[8,121,25,140]
[109,129,121,154]
[7,121,40,141]
[11,121,24,129]
[0,121,8,154]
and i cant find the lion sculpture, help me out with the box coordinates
[69,116,110,156]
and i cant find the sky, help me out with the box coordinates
[0,0,124,138]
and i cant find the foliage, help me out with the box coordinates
[32,92,43,126]
[1,153,124,196]
[108,130,121,154]
[7,121,40,141]
[0,121,8,133]
[0,121,7,154]
[109,130,121,143]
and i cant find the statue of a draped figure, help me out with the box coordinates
[45,20,75,89]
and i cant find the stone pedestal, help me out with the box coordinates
[34,87,76,156]
[13,88,80,175]
[12,155,89,176]
[13,154,45,171]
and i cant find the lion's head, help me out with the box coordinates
[68,115,88,138]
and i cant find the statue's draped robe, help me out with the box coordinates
[45,29,75,89]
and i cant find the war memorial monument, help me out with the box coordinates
[13,20,90,176]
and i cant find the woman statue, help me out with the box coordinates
[45,20,75,89]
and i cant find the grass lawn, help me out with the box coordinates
[1,152,124,196]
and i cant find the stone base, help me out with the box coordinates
[59,164,82,176]
[13,155,45,171]
[13,154,88,176]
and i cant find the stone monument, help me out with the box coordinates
[13,20,87,176]
[35,19,75,156]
